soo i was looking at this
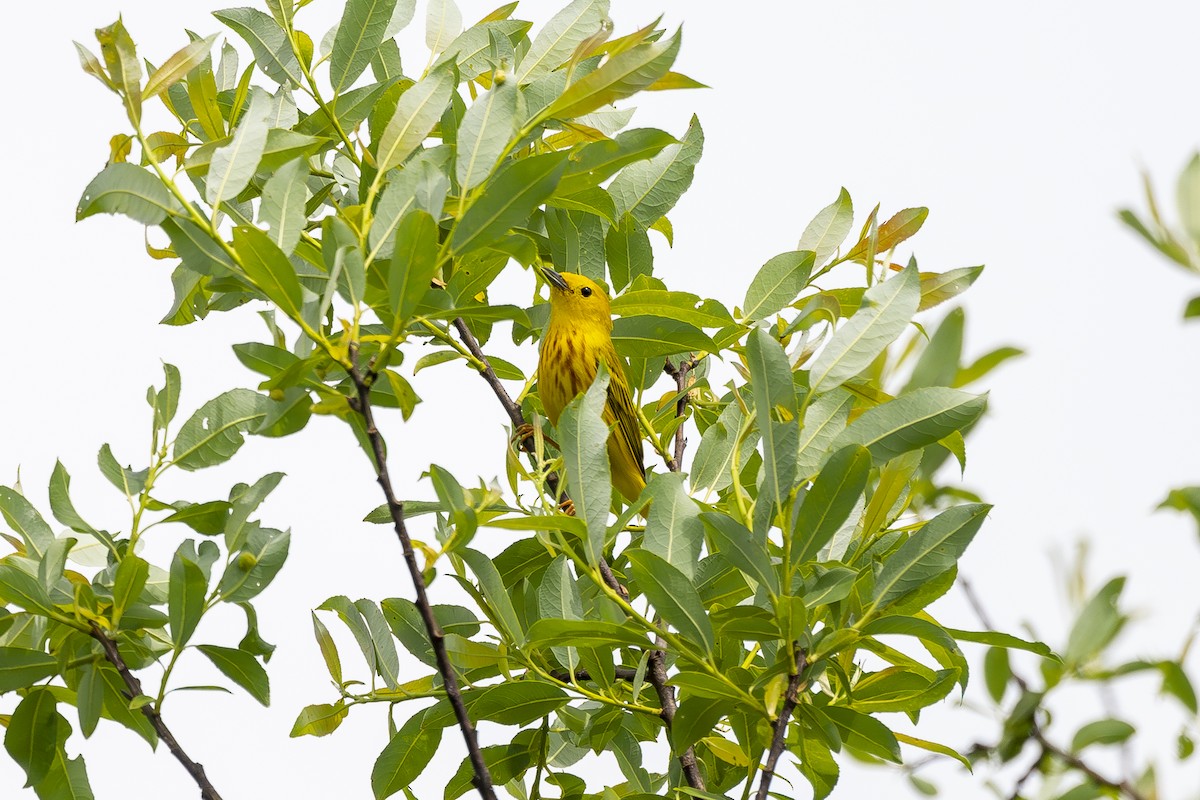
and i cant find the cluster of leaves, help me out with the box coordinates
[3,0,1037,798]
[912,564,1197,800]
[1121,156,1200,537]
[1,366,286,797]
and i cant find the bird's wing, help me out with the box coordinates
[599,345,646,479]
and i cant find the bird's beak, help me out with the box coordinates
[539,266,569,291]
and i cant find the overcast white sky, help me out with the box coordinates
[4,1,1200,798]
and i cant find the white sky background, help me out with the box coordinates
[3,1,1200,798]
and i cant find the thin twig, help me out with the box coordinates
[755,646,806,800]
[348,344,497,800]
[1032,730,1148,800]
[450,318,705,789]
[88,624,223,800]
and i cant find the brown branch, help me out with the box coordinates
[755,646,806,800]
[450,318,705,790]
[348,344,497,800]
[88,624,223,800]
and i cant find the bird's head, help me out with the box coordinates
[541,268,613,331]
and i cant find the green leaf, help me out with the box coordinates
[643,472,703,579]
[0,648,58,693]
[983,646,1011,703]
[627,549,714,655]
[97,18,142,120]
[331,0,398,92]
[943,628,1057,659]
[233,224,306,319]
[605,214,652,292]
[372,710,442,798]
[700,513,778,595]
[356,598,401,689]
[611,289,734,330]
[557,127,677,196]
[799,188,854,267]
[742,251,816,321]
[214,7,302,86]
[388,210,440,323]
[377,63,456,173]
[146,34,218,99]
[919,266,983,312]
[892,731,972,770]
[689,400,757,494]
[205,88,270,205]
[97,444,147,498]
[196,645,270,705]
[610,114,703,228]
[97,662,157,746]
[833,387,988,464]
[1071,719,1135,752]
[905,307,964,391]
[112,555,149,627]
[311,611,342,684]
[796,388,854,481]
[611,315,717,358]
[791,444,871,567]
[169,548,207,648]
[290,701,348,738]
[795,734,839,800]
[173,388,270,470]
[470,681,569,726]
[458,548,524,646]
[451,152,568,255]
[258,157,309,255]
[425,0,462,54]
[444,736,537,800]
[870,503,991,613]
[456,79,519,190]
[1064,577,1126,667]
[4,687,59,787]
[76,163,174,225]
[846,207,928,263]
[219,526,290,602]
[746,328,798,535]
[809,262,920,392]
[514,0,609,84]
[526,619,650,649]
[542,28,681,120]
[0,487,55,559]
[369,151,449,263]
[1177,152,1200,242]
[822,705,901,762]
[48,461,116,555]
[186,128,327,178]
[557,366,612,565]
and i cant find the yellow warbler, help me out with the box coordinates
[537,268,646,503]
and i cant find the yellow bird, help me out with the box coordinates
[537,268,646,504]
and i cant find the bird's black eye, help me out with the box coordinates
[580,286,592,298]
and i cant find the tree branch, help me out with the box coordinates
[755,646,806,800]
[450,318,705,790]
[1032,730,1148,800]
[348,344,497,800]
[88,624,223,800]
